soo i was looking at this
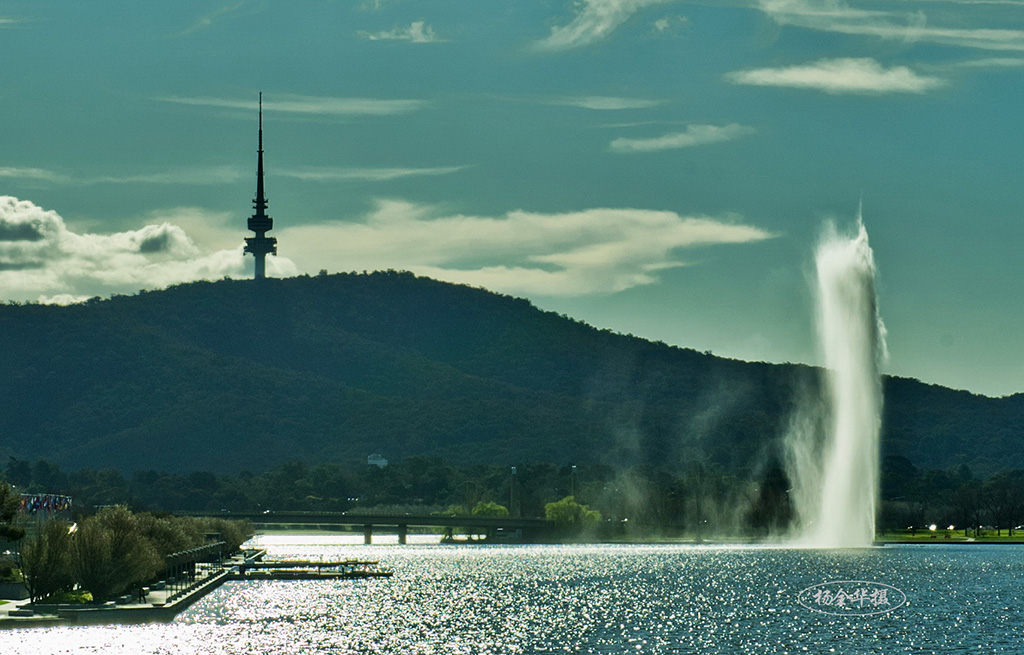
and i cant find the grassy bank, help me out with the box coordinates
[878,529,1024,543]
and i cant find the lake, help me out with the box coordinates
[3,534,1023,654]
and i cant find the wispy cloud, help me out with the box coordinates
[652,14,689,35]
[1,164,464,186]
[0,166,244,186]
[0,196,298,302]
[950,56,1024,68]
[609,124,754,153]
[279,166,468,182]
[726,58,946,94]
[175,2,244,36]
[533,0,673,52]
[547,95,664,110]
[279,199,774,296]
[895,0,1024,6]
[94,167,245,185]
[758,0,1024,51]
[157,93,428,117]
[359,20,445,42]
[0,167,70,184]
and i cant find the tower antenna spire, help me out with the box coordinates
[244,92,277,280]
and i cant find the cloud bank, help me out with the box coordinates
[533,0,672,51]
[610,124,755,153]
[726,58,945,94]
[280,200,774,296]
[0,196,297,302]
[0,196,772,301]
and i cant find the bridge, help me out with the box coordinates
[178,511,552,544]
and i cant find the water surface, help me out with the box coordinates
[4,536,1022,654]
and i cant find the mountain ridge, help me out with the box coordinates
[0,272,1019,476]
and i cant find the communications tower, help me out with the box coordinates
[243,93,277,279]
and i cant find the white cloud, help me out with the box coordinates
[158,93,428,117]
[726,58,945,94]
[0,196,298,302]
[547,95,663,110]
[609,124,754,153]
[533,0,673,52]
[758,0,1024,51]
[359,20,445,42]
[279,166,468,182]
[278,199,774,296]
[141,207,243,252]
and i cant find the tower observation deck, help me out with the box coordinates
[243,93,277,279]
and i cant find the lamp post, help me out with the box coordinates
[571,465,577,499]
[510,467,518,518]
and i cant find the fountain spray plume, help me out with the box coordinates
[787,208,887,548]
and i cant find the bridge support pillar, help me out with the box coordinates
[363,525,372,545]
[398,524,408,545]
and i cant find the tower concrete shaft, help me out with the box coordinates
[243,93,277,279]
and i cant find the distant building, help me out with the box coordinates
[367,454,388,468]
[243,93,278,280]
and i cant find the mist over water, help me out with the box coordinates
[787,217,887,548]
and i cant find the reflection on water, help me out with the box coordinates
[5,537,1024,654]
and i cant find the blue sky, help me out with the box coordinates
[1,0,1022,397]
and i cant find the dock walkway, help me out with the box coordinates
[1,550,394,629]
[0,549,263,628]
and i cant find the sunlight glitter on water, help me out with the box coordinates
[4,541,1024,654]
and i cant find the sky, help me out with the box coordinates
[1,0,1022,397]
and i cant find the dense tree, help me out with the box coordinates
[545,496,601,529]
[471,501,509,517]
[982,473,1024,537]
[0,480,26,543]
[745,464,794,535]
[20,519,74,603]
[73,506,162,602]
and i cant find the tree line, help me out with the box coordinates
[7,454,1024,538]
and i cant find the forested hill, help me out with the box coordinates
[0,272,1020,475]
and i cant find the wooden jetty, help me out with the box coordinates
[236,558,392,580]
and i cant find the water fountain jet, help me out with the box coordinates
[787,214,886,548]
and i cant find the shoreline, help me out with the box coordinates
[0,549,265,630]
